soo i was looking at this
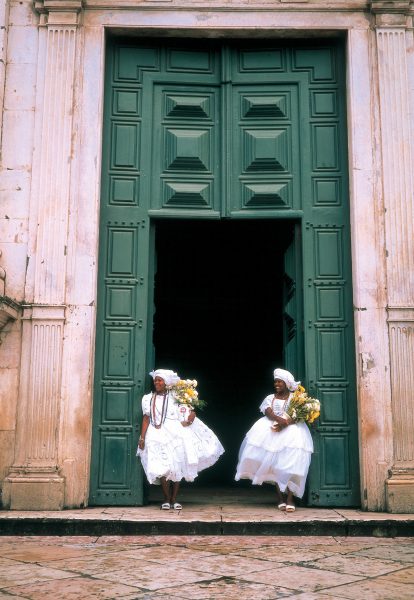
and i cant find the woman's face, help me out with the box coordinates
[154,376,167,393]
[274,378,288,395]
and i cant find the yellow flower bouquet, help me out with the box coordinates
[168,379,206,410]
[287,385,320,424]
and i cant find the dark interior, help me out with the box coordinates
[152,219,294,485]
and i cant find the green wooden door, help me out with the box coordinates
[91,39,359,507]
[89,44,157,505]
[283,224,304,379]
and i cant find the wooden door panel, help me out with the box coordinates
[91,40,359,507]
[299,43,359,506]
[283,225,304,379]
[90,41,153,506]
[229,44,359,506]
[150,82,221,215]
[230,84,299,216]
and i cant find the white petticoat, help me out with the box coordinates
[235,416,314,498]
[137,417,224,485]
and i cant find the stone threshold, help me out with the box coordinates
[1,505,413,537]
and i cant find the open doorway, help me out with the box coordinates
[153,219,296,485]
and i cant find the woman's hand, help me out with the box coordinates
[181,411,195,427]
[272,416,292,432]
[273,422,287,432]
[138,416,149,449]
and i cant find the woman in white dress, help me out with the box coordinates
[235,368,313,511]
[137,369,224,510]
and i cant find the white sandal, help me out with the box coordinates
[286,504,296,512]
[278,503,287,511]
[173,502,182,510]
[161,502,171,510]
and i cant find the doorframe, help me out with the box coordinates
[80,23,391,510]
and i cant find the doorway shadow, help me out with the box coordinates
[152,219,294,487]
[148,482,280,506]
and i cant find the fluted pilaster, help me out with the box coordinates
[34,25,77,303]
[4,2,82,510]
[388,309,414,463]
[377,29,414,304]
[374,9,414,511]
[26,310,64,463]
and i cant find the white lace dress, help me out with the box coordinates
[235,394,314,498]
[137,392,225,484]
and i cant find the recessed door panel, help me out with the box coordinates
[231,84,300,216]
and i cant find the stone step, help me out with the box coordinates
[1,508,413,537]
[2,488,413,537]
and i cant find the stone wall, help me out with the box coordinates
[0,0,413,511]
[0,0,37,501]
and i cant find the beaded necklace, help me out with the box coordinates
[150,392,169,429]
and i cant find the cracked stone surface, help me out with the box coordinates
[0,535,412,598]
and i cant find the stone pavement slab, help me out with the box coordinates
[155,578,294,599]
[2,576,146,599]
[0,535,412,599]
[239,563,364,593]
[308,553,404,576]
[322,577,414,599]
[353,543,414,563]
[0,560,75,588]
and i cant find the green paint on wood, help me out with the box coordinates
[90,39,359,507]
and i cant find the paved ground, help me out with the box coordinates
[1,489,413,597]
[0,534,413,599]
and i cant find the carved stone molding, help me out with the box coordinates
[370,1,413,25]
[386,469,414,513]
[0,251,22,344]
[34,0,83,26]
[371,0,411,12]
[0,297,21,344]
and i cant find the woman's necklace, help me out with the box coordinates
[150,392,168,429]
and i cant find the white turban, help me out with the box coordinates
[149,369,180,387]
[273,368,300,392]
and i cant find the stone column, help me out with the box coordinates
[371,1,414,512]
[3,0,82,509]
[347,26,393,512]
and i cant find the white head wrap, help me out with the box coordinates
[273,368,300,392]
[149,369,180,387]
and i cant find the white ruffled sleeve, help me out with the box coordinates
[141,393,151,416]
[259,394,273,414]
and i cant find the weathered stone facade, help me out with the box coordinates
[0,0,413,512]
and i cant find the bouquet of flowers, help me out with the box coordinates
[271,384,320,431]
[287,385,320,424]
[168,379,206,410]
